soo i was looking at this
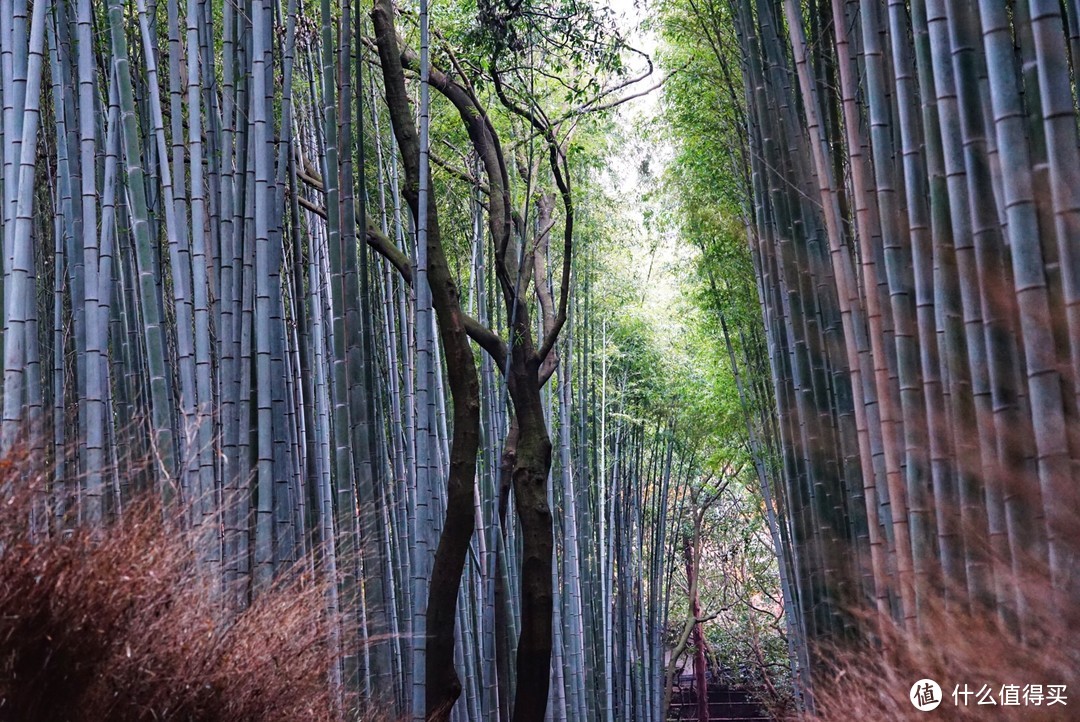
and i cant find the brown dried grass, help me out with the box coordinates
[0,450,352,722]
[805,490,1080,721]
[807,594,1079,721]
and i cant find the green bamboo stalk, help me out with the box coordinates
[1024,0,1080,596]
[979,0,1062,632]
[106,0,177,486]
[1,0,47,449]
[76,0,105,524]
[186,0,217,556]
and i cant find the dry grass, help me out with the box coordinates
[0,451,349,722]
[805,500,1080,720]
[807,595,1078,721]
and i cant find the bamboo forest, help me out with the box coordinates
[2,0,1080,719]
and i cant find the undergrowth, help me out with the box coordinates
[0,450,352,722]
[806,509,1080,720]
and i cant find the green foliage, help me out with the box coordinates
[470,0,627,77]
[649,0,794,710]
[573,115,754,475]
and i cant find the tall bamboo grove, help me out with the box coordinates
[0,0,685,720]
[700,0,1080,701]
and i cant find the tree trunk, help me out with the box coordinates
[684,533,709,722]
[495,346,553,721]
[370,2,482,717]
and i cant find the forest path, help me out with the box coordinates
[667,675,771,721]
